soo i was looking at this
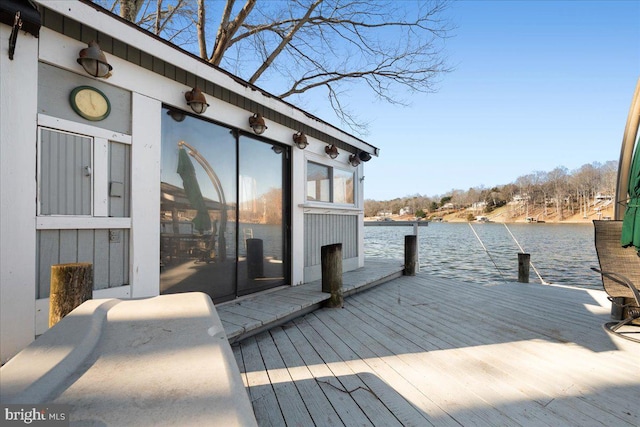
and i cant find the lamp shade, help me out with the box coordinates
[293,131,308,149]
[249,113,267,134]
[77,41,112,78]
[325,144,339,159]
[185,87,209,114]
[358,151,372,162]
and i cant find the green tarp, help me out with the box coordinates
[177,147,212,234]
[621,137,640,252]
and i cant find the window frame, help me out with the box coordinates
[305,159,357,207]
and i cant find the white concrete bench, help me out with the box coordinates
[0,293,257,426]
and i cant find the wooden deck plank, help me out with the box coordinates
[231,299,301,317]
[232,343,248,395]
[263,293,317,305]
[231,269,639,427]
[363,277,640,420]
[352,286,556,391]
[217,306,266,324]
[424,276,612,331]
[344,296,595,426]
[268,326,345,426]
[283,321,376,427]
[399,277,640,385]
[254,331,316,427]
[292,323,404,427]
[216,310,261,338]
[238,336,287,426]
[351,276,639,425]
[301,314,432,427]
[221,318,244,332]
[299,314,453,427]
[314,304,523,427]
[281,287,325,299]
[220,303,273,323]
[390,276,614,354]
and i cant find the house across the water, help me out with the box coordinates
[0,0,378,362]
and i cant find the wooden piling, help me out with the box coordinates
[247,238,264,279]
[518,253,530,283]
[321,243,343,308]
[404,235,417,276]
[49,262,93,327]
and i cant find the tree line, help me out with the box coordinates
[364,161,619,219]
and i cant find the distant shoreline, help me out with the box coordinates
[366,203,615,225]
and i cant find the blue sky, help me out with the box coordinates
[308,0,640,200]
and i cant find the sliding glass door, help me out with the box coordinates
[160,108,288,303]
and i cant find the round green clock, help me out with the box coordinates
[70,86,111,121]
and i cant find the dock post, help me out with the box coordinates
[247,238,264,279]
[517,253,530,283]
[49,262,93,327]
[321,243,343,308]
[413,223,420,273]
[404,235,417,276]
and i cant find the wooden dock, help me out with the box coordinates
[227,269,639,426]
[364,220,429,227]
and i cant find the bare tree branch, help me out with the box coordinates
[102,0,453,133]
[99,0,194,42]
[197,0,207,58]
[154,0,162,34]
[107,0,120,13]
[228,0,451,130]
[156,0,185,35]
[326,83,369,134]
[210,0,257,66]
[248,0,322,84]
[118,0,145,22]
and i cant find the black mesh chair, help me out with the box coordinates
[592,220,640,343]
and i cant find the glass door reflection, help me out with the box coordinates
[160,111,237,303]
[237,137,288,295]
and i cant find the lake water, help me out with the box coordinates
[364,222,602,289]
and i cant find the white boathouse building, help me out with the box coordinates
[0,0,378,362]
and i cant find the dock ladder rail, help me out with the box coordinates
[242,228,254,251]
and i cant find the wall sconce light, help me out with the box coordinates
[358,151,372,162]
[166,109,186,122]
[77,41,112,78]
[293,131,308,149]
[184,87,209,114]
[325,144,339,159]
[249,113,267,135]
[348,154,361,167]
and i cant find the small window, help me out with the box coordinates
[306,161,354,205]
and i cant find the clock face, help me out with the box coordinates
[70,86,111,121]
